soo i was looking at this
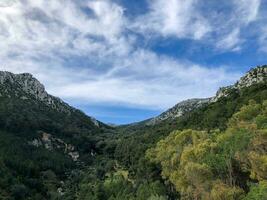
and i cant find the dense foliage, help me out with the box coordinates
[147,100,267,199]
[0,74,266,199]
[0,91,113,199]
[0,130,75,199]
[58,84,267,200]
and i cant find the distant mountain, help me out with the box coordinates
[146,98,211,125]
[140,65,267,126]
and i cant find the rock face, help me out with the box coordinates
[212,66,267,102]
[0,71,71,113]
[211,86,235,102]
[236,66,267,88]
[29,132,80,161]
[146,98,211,125]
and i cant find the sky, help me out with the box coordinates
[0,0,267,124]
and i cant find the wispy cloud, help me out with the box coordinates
[216,28,242,51]
[0,0,264,113]
[131,0,211,40]
[0,49,240,110]
[132,0,262,51]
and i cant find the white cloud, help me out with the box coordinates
[211,0,261,52]
[216,28,242,51]
[0,49,240,110]
[132,0,262,51]
[132,0,211,40]
[234,0,261,24]
[0,0,259,113]
[259,25,267,53]
[0,0,130,60]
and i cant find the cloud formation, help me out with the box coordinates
[133,0,262,51]
[132,0,211,40]
[0,0,265,113]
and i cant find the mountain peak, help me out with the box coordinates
[0,71,71,113]
[0,70,104,131]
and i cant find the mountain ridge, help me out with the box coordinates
[131,65,267,126]
[1,65,266,128]
[0,65,266,199]
[0,71,101,127]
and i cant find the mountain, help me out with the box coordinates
[0,71,113,199]
[0,71,99,124]
[0,71,110,136]
[107,66,267,200]
[131,65,267,127]
[0,66,266,200]
[0,72,68,111]
[146,98,211,125]
[212,66,267,101]
[0,71,116,161]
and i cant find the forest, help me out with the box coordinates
[0,80,266,200]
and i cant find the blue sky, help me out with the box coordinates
[0,0,267,124]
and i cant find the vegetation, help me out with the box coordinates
[0,73,266,199]
[0,88,113,199]
[58,84,266,199]
[147,100,267,199]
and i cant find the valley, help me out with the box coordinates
[0,66,266,200]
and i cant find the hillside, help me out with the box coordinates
[0,71,114,199]
[0,66,266,200]
[121,65,267,131]
[104,66,267,200]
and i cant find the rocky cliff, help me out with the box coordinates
[0,71,72,113]
[0,71,101,126]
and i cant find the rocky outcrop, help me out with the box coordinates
[0,71,101,128]
[211,86,236,102]
[236,66,267,89]
[0,71,71,113]
[29,132,80,161]
[212,66,267,102]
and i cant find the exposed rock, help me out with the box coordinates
[68,152,79,161]
[29,139,42,147]
[57,187,64,196]
[212,66,266,102]
[0,70,100,125]
[0,71,71,112]
[42,132,53,150]
[90,117,100,127]
[236,66,267,89]
[211,86,236,102]
[29,132,80,161]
